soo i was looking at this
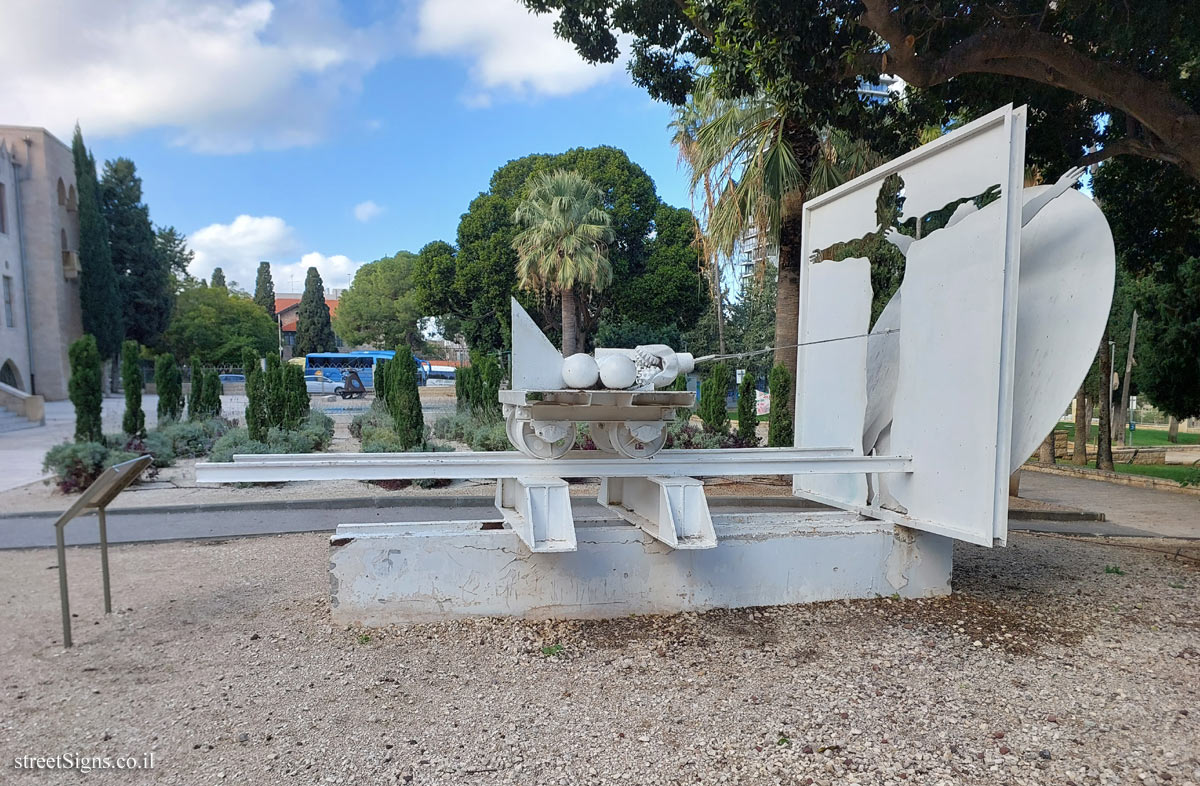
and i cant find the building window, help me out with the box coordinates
[0,183,7,234]
[57,178,67,205]
[2,275,13,328]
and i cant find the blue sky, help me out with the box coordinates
[1,0,690,293]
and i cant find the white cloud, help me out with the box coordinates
[416,0,626,103]
[0,0,396,152]
[188,214,358,295]
[353,200,384,223]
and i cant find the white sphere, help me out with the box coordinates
[598,355,637,389]
[561,353,599,389]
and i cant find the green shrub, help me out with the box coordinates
[121,340,145,438]
[298,410,334,450]
[664,420,756,450]
[140,431,176,467]
[208,411,333,462]
[208,428,271,463]
[736,372,759,445]
[697,363,731,433]
[154,354,183,422]
[68,335,103,443]
[159,418,229,458]
[43,441,109,493]
[350,400,390,439]
[768,364,793,447]
[432,412,512,451]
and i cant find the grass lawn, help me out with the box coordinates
[1066,459,1200,485]
[1057,423,1199,447]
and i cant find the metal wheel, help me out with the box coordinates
[588,421,618,453]
[508,417,575,459]
[611,421,667,458]
[334,386,345,398]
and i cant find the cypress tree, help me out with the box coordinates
[474,354,502,418]
[71,126,123,362]
[154,354,183,422]
[101,158,172,348]
[293,267,337,356]
[767,364,794,447]
[187,356,202,421]
[242,349,268,441]
[121,340,145,437]
[264,353,286,428]
[202,370,223,419]
[281,363,309,428]
[375,359,394,409]
[210,268,227,290]
[736,372,758,445]
[68,335,103,443]
[254,262,276,319]
[697,363,731,433]
[391,351,425,450]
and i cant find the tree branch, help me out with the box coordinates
[856,0,1200,177]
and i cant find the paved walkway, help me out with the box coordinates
[1015,469,1200,538]
[0,396,159,493]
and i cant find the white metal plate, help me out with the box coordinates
[794,256,871,506]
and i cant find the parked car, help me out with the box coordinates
[304,375,343,396]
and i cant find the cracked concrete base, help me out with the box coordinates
[328,511,952,624]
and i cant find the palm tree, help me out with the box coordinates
[672,77,877,380]
[512,169,615,356]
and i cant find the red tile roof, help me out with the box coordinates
[275,297,339,332]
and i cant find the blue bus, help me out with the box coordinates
[304,351,431,388]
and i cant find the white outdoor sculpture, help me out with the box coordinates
[794,104,1114,546]
[503,298,697,458]
[195,103,1116,622]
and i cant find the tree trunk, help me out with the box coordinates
[1168,416,1180,443]
[1097,331,1114,471]
[1038,430,1055,464]
[713,255,726,355]
[1116,311,1138,446]
[773,191,805,382]
[1072,388,1088,465]
[560,289,577,357]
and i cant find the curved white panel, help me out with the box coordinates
[1008,187,1115,470]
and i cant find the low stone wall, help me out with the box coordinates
[0,381,45,425]
[1023,463,1200,497]
[1061,444,1167,465]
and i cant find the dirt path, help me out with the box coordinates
[0,532,1196,784]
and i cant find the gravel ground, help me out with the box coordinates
[1,532,1196,785]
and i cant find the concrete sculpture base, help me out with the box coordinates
[328,511,952,624]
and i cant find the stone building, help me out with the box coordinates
[0,127,83,401]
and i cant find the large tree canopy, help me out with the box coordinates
[101,157,172,349]
[71,126,123,361]
[414,146,706,352]
[333,251,427,351]
[164,283,277,365]
[1094,157,1200,421]
[527,0,1200,177]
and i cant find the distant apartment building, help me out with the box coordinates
[0,127,83,400]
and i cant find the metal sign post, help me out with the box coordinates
[53,455,153,648]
